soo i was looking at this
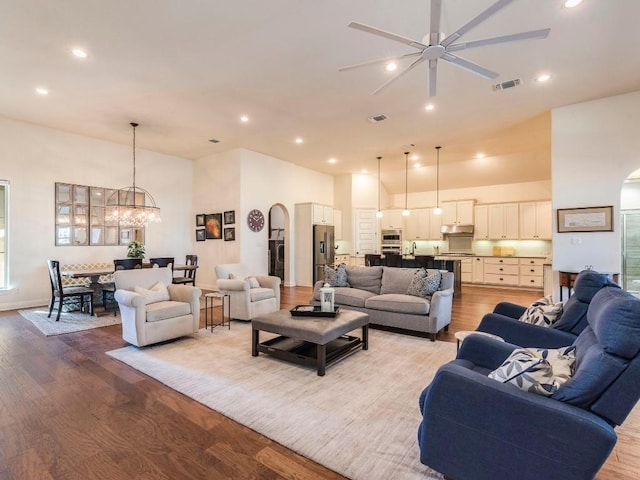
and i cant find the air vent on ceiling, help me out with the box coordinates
[208,138,220,143]
[492,78,522,91]
[367,113,389,123]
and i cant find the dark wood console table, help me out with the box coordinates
[558,270,619,301]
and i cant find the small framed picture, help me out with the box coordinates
[224,227,235,241]
[195,228,206,241]
[195,214,205,227]
[224,210,235,225]
[205,213,223,239]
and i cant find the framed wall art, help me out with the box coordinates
[195,214,205,227]
[224,210,235,224]
[557,206,613,233]
[205,213,223,239]
[195,228,206,241]
[224,227,235,241]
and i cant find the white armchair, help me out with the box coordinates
[114,267,202,347]
[215,263,281,320]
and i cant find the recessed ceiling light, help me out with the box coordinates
[295,137,304,144]
[414,163,421,168]
[35,87,48,95]
[72,48,88,58]
[240,115,249,123]
[536,73,551,82]
[411,154,420,161]
[361,169,368,174]
[385,62,397,72]
[328,158,337,164]
[564,0,583,8]
[476,152,486,159]
[425,103,435,111]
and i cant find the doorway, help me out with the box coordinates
[268,204,287,284]
[621,210,640,292]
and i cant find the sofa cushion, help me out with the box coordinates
[365,294,430,315]
[133,281,170,305]
[380,267,420,294]
[489,346,576,396]
[346,266,383,294]
[324,263,349,287]
[407,269,442,298]
[250,287,276,302]
[146,300,191,322]
[587,287,640,358]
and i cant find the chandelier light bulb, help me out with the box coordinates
[433,207,443,216]
[376,210,383,218]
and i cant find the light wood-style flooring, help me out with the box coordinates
[1,285,638,479]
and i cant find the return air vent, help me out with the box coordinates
[492,78,522,91]
[208,138,220,143]
[367,113,389,123]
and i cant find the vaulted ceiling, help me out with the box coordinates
[2,0,639,193]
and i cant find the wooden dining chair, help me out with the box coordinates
[47,260,94,321]
[113,258,143,270]
[103,258,143,315]
[173,255,198,286]
[149,257,175,273]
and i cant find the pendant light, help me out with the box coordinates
[402,151,410,216]
[375,156,384,218]
[105,123,161,227]
[433,146,442,215]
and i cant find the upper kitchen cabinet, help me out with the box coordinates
[441,200,474,225]
[312,203,334,225]
[519,201,552,239]
[405,208,442,240]
[333,209,343,240]
[474,204,489,240]
[488,203,519,239]
[380,209,404,230]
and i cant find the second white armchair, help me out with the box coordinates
[215,263,281,320]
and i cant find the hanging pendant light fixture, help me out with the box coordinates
[433,146,443,215]
[105,122,161,227]
[376,156,384,218]
[402,151,410,216]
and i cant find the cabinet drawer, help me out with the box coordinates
[519,265,543,276]
[519,275,544,288]
[461,272,472,283]
[484,264,519,275]
[484,257,519,265]
[519,258,545,266]
[484,273,520,286]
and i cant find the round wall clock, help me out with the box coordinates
[247,209,265,232]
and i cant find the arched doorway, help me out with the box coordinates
[621,168,640,293]
[268,204,290,286]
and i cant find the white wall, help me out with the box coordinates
[552,90,640,273]
[0,117,193,310]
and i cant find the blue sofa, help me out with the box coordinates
[418,285,640,480]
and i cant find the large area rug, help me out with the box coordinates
[19,307,121,336]
[107,322,456,479]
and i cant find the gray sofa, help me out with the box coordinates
[311,266,454,341]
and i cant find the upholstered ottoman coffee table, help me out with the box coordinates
[251,309,369,376]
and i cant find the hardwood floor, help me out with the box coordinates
[1,286,638,479]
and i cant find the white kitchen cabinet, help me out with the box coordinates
[472,256,484,283]
[474,205,489,240]
[519,258,544,288]
[334,254,350,265]
[519,201,552,239]
[488,203,519,239]
[429,209,443,239]
[380,209,404,230]
[483,257,519,286]
[333,209,343,240]
[405,208,442,239]
[441,200,474,225]
[312,204,334,225]
[461,258,472,283]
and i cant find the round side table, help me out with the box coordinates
[454,330,504,351]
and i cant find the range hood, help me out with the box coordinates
[441,224,474,235]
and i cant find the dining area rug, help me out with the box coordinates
[19,307,121,336]
[106,322,453,480]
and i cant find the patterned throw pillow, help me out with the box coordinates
[519,296,564,327]
[406,268,442,298]
[324,263,350,287]
[133,281,170,305]
[488,346,576,396]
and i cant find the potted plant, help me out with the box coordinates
[127,240,145,259]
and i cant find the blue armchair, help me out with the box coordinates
[418,285,640,480]
[476,269,617,348]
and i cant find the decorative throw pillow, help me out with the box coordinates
[519,296,564,327]
[133,281,171,305]
[488,346,576,396]
[406,269,441,298]
[324,263,349,287]
[245,276,260,289]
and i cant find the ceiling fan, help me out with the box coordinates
[338,0,550,97]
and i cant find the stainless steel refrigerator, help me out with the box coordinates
[313,224,335,283]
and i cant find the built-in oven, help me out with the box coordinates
[381,229,403,255]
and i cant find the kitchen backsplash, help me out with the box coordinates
[405,239,551,257]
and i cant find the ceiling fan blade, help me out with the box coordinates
[371,56,426,95]
[338,52,422,72]
[447,28,551,52]
[428,59,437,97]
[442,53,499,79]
[348,21,427,49]
[429,0,442,45]
[441,0,516,48]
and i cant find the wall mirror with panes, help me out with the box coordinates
[55,182,144,246]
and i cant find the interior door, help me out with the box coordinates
[621,210,640,292]
[354,208,377,255]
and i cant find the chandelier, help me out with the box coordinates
[105,122,161,227]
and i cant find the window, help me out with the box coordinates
[0,180,8,289]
